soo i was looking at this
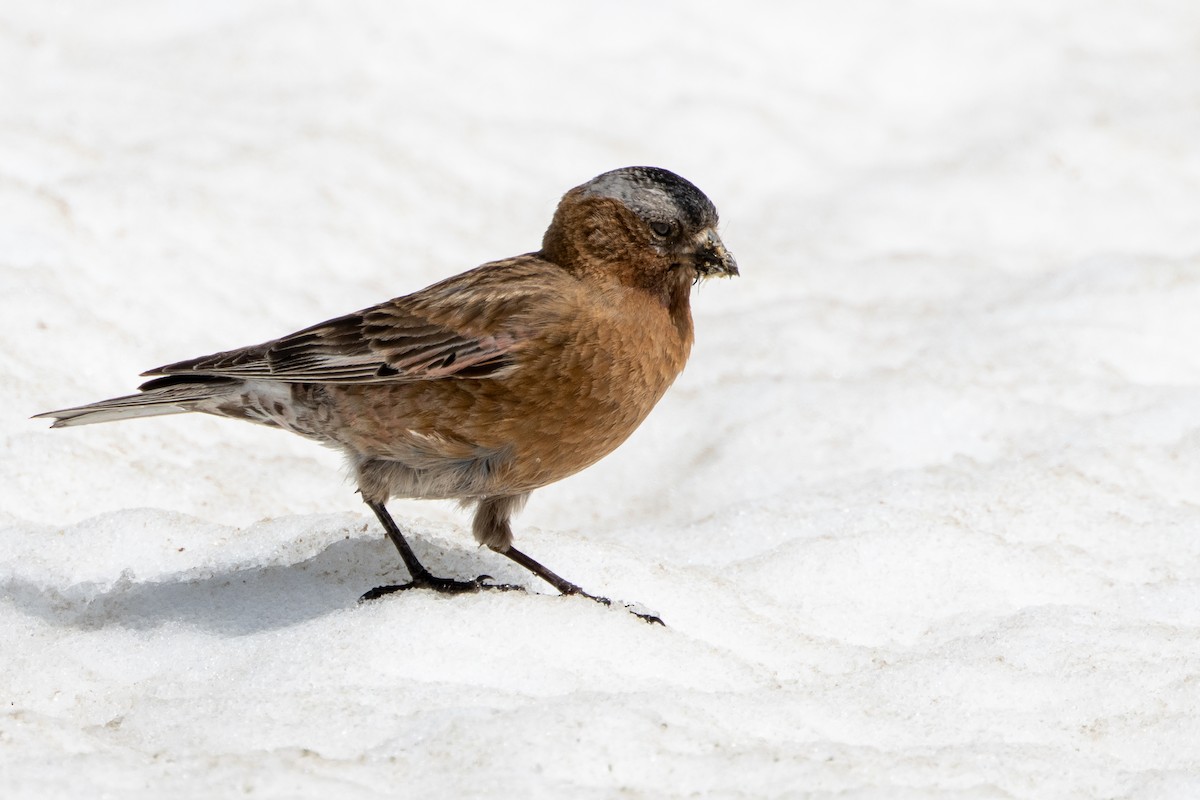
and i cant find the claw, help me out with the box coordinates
[627,606,665,626]
[358,583,411,603]
[561,589,665,625]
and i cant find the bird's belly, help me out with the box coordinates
[334,363,678,499]
[331,298,689,501]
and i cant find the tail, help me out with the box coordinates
[34,376,240,428]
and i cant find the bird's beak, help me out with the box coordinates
[694,228,738,278]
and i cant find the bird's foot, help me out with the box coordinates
[561,586,664,626]
[624,603,666,626]
[491,545,665,625]
[359,573,524,603]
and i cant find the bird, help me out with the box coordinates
[35,166,738,623]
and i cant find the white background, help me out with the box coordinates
[3,1,1200,797]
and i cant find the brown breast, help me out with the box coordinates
[328,272,694,497]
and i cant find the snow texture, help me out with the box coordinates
[4,1,1200,797]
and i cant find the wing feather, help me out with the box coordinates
[142,255,567,385]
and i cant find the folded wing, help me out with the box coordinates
[141,256,562,385]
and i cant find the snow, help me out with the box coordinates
[4,1,1200,797]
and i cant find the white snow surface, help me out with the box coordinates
[4,1,1200,797]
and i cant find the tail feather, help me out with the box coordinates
[34,378,240,428]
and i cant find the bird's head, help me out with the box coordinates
[542,166,738,296]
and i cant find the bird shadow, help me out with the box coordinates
[3,534,529,636]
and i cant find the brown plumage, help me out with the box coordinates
[35,166,738,622]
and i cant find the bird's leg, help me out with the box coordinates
[493,545,665,626]
[363,497,664,624]
[360,500,521,602]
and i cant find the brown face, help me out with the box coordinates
[542,166,738,292]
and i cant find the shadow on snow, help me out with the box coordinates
[2,534,528,635]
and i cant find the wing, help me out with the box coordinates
[142,255,567,385]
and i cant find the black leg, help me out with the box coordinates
[359,500,521,602]
[495,545,664,626]
[361,500,664,624]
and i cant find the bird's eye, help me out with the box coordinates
[649,221,673,238]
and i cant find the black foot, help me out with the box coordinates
[359,574,523,603]
[494,545,665,625]
[627,606,665,626]
[567,590,664,625]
